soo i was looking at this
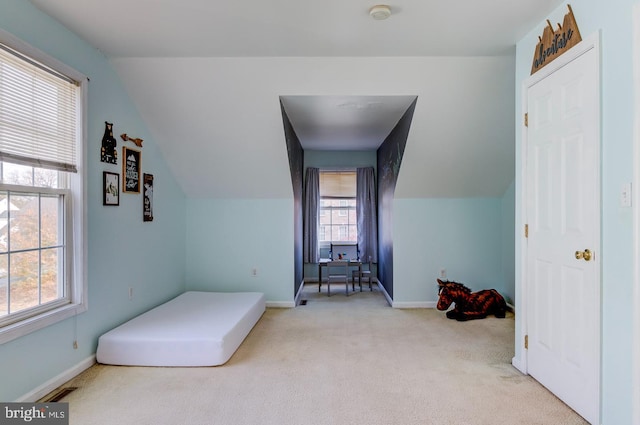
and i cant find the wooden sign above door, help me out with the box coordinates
[531,5,582,75]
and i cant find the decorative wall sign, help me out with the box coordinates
[100,121,118,164]
[143,173,154,222]
[122,146,141,193]
[120,133,144,148]
[103,172,119,206]
[531,4,582,75]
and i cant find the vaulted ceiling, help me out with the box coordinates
[28,0,564,198]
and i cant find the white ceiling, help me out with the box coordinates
[28,0,563,57]
[26,0,564,197]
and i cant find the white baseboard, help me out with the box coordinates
[369,279,392,307]
[392,301,437,309]
[17,355,96,402]
[511,356,526,374]
[266,301,295,308]
[295,280,307,306]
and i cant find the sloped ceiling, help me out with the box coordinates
[280,95,418,151]
[28,0,565,198]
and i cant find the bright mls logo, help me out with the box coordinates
[0,403,68,424]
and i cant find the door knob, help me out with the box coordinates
[575,249,592,261]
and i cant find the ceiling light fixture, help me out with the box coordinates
[369,5,391,20]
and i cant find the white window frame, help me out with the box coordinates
[0,29,87,344]
[318,198,357,244]
[337,200,348,216]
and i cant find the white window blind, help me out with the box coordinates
[319,171,356,198]
[0,43,78,173]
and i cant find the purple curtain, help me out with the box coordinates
[303,167,319,263]
[357,167,377,262]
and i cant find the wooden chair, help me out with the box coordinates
[352,257,373,291]
[326,261,350,296]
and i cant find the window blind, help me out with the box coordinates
[0,43,78,173]
[319,171,356,198]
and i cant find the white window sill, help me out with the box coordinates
[0,302,87,345]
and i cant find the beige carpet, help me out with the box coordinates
[47,284,588,425]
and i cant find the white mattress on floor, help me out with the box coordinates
[96,291,266,367]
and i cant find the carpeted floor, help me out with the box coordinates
[47,283,589,424]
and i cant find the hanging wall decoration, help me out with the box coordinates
[531,4,582,75]
[100,121,118,164]
[143,173,154,222]
[103,171,120,206]
[122,146,141,193]
[120,133,144,148]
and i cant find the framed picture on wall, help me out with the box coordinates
[122,146,141,193]
[103,172,119,206]
[143,173,154,222]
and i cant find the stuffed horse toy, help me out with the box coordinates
[436,279,507,321]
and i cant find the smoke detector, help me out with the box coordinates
[369,5,391,20]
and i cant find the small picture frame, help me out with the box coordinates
[103,172,119,206]
[143,173,154,222]
[122,146,141,193]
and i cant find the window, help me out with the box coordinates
[0,31,86,343]
[318,171,357,243]
[337,200,348,216]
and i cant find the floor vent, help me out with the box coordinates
[42,387,78,403]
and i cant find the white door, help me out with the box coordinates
[526,44,600,424]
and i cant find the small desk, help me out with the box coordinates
[318,259,362,295]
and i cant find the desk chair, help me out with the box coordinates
[326,261,350,296]
[352,257,373,291]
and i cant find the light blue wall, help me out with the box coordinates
[515,2,636,423]
[185,199,293,303]
[393,198,505,304]
[304,150,377,171]
[0,0,186,401]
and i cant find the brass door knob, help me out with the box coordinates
[575,249,592,261]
